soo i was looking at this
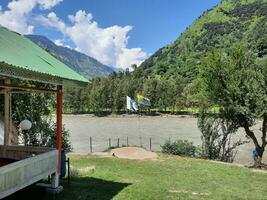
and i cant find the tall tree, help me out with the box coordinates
[199,44,267,165]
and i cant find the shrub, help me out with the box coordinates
[161,140,199,157]
[20,117,73,152]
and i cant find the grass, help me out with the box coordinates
[6,155,267,200]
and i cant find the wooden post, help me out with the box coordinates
[89,137,92,153]
[126,136,129,146]
[4,79,10,156]
[109,138,111,148]
[56,85,63,175]
[149,137,152,151]
[117,138,120,147]
[67,157,70,184]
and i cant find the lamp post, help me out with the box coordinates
[19,119,32,131]
[19,119,32,145]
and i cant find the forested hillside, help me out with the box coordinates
[64,0,267,113]
[135,0,267,81]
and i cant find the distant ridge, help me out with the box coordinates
[26,35,114,79]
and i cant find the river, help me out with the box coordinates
[63,114,266,165]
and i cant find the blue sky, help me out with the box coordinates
[0,0,220,68]
[46,0,220,54]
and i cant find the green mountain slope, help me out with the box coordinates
[62,0,267,114]
[136,0,267,82]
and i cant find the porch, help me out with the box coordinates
[0,25,88,199]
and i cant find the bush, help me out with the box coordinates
[161,140,200,157]
[19,117,73,152]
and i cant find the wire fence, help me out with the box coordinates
[86,136,173,153]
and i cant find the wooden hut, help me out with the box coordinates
[0,26,88,199]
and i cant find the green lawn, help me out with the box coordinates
[6,155,267,200]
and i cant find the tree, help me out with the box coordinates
[199,44,267,165]
[198,112,248,163]
[142,78,158,109]
[131,64,138,71]
[155,79,169,111]
[88,78,105,113]
[64,87,87,113]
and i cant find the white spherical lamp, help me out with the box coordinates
[19,119,32,131]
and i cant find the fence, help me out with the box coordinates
[87,136,172,153]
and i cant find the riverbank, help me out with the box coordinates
[62,112,198,118]
[61,115,265,165]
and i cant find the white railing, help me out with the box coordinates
[0,146,58,199]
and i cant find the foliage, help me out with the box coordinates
[198,112,248,163]
[161,139,200,157]
[0,80,72,152]
[42,120,72,152]
[135,0,267,81]
[227,1,267,20]
[63,73,186,114]
[64,87,88,114]
[198,44,267,162]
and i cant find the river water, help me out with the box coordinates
[63,114,266,165]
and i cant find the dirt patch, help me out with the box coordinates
[68,149,158,160]
[78,166,96,174]
[91,152,111,157]
[251,169,267,174]
[110,147,158,160]
[169,190,209,196]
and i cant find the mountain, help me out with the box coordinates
[135,0,267,82]
[26,35,114,79]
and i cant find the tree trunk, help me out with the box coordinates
[241,116,265,166]
[254,156,262,167]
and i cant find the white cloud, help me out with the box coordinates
[0,1,147,69]
[117,48,147,69]
[0,0,62,34]
[42,10,148,69]
[39,0,63,9]
[54,39,72,49]
[54,39,64,46]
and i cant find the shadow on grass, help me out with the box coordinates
[4,177,131,200]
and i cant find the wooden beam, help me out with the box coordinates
[0,84,57,93]
[4,79,10,152]
[0,90,54,94]
[56,85,63,175]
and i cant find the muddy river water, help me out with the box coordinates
[63,115,266,165]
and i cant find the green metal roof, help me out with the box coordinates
[0,26,88,86]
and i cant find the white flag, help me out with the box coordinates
[126,96,139,112]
